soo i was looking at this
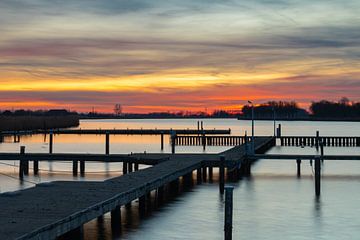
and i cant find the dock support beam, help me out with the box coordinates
[316,131,320,150]
[197,168,202,184]
[208,167,213,182]
[296,159,301,178]
[139,195,147,216]
[219,155,225,194]
[315,156,321,197]
[171,133,176,154]
[105,132,110,155]
[224,186,234,240]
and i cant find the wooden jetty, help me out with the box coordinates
[174,135,360,147]
[0,137,274,240]
[0,128,231,136]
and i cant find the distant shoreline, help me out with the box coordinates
[79,116,360,122]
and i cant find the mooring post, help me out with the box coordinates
[315,156,321,197]
[201,121,204,131]
[23,146,29,175]
[277,124,282,138]
[224,185,234,240]
[171,132,176,154]
[49,130,53,154]
[19,146,25,180]
[320,141,324,163]
[160,133,164,150]
[105,131,110,155]
[316,131,320,150]
[202,132,206,151]
[202,166,207,182]
[220,155,225,194]
[72,160,78,176]
[80,160,85,176]
[296,159,301,178]
[197,121,200,133]
[128,162,133,172]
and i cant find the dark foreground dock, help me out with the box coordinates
[0,137,274,240]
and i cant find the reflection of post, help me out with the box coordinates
[224,186,234,240]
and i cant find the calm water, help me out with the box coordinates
[1,119,360,239]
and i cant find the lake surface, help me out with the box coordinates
[0,119,359,239]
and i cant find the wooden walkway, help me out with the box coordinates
[0,137,274,240]
[1,128,231,136]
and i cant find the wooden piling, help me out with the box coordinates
[296,159,301,178]
[315,156,321,197]
[171,133,176,154]
[157,186,164,205]
[123,162,128,175]
[111,206,121,229]
[72,160,78,176]
[34,160,39,175]
[134,163,139,171]
[80,160,85,176]
[139,195,146,216]
[219,155,225,194]
[202,166,207,182]
[19,146,25,180]
[49,132,53,154]
[224,186,234,240]
[209,167,213,182]
[316,131,319,150]
[128,162,133,172]
[160,133,164,150]
[105,132,110,155]
[197,168,202,184]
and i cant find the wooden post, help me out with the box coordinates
[219,155,225,194]
[224,186,234,240]
[80,160,85,176]
[105,131,110,155]
[49,131,53,154]
[134,163,139,171]
[19,146,25,180]
[123,162,128,175]
[277,124,281,137]
[315,156,321,197]
[34,160,39,175]
[157,186,164,206]
[72,160,78,176]
[296,159,301,178]
[111,206,121,229]
[208,167,213,182]
[171,133,176,154]
[320,141,324,163]
[128,162,133,173]
[197,168,202,184]
[139,195,146,216]
[202,132,206,151]
[316,131,319,150]
[202,166,207,182]
[23,146,29,176]
[160,133,164,150]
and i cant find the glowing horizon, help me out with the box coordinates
[1,1,359,113]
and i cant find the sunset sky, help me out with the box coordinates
[0,0,359,113]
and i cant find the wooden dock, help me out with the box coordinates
[1,128,231,136]
[174,135,360,147]
[0,137,274,240]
